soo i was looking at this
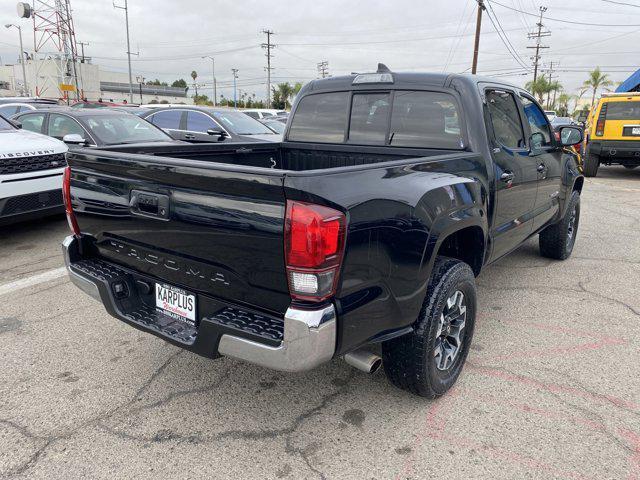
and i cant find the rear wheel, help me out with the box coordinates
[539,191,580,260]
[382,257,476,398]
[583,153,600,177]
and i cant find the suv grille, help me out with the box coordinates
[1,190,63,216]
[0,153,66,175]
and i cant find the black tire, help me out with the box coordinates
[583,153,600,177]
[539,191,580,260]
[382,256,476,398]
[623,165,638,170]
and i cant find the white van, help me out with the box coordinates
[0,115,68,225]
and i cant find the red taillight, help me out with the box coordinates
[62,166,80,236]
[285,200,346,302]
[595,104,607,136]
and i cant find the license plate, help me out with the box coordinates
[155,283,196,326]
[632,127,640,135]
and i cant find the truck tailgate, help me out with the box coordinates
[68,150,290,315]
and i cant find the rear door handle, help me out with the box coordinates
[500,171,515,182]
[537,163,546,173]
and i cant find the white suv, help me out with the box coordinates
[0,115,68,225]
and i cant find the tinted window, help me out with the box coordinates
[149,110,182,129]
[48,114,86,139]
[16,105,33,113]
[0,105,18,117]
[263,120,285,134]
[211,110,273,135]
[521,96,551,148]
[348,93,390,145]
[0,115,14,131]
[244,111,260,119]
[605,101,640,120]
[486,91,525,148]
[19,113,46,133]
[83,114,172,145]
[289,92,349,143]
[186,111,218,132]
[390,91,463,149]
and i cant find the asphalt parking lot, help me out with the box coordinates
[0,167,639,480]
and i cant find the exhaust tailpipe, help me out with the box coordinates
[344,350,382,374]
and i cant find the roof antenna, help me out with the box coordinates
[377,63,391,73]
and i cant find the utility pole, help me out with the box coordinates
[77,41,88,62]
[4,24,28,96]
[261,29,275,107]
[113,0,134,103]
[202,56,217,106]
[317,61,329,78]
[471,0,485,74]
[231,68,239,108]
[527,6,550,82]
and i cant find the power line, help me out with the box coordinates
[485,1,531,71]
[601,0,640,7]
[490,0,640,26]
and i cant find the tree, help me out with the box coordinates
[193,94,212,106]
[547,81,562,110]
[583,67,613,108]
[191,71,198,97]
[525,77,551,105]
[146,79,168,86]
[272,82,294,109]
[171,79,187,89]
[556,93,571,116]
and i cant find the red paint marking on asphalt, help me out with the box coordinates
[393,389,458,480]
[467,364,639,412]
[618,428,640,480]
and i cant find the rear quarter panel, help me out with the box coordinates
[284,153,489,355]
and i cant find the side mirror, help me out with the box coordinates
[530,132,545,150]
[62,133,86,145]
[558,126,583,147]
[207,128,229,141]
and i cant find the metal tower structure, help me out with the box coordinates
[20,0,81,100]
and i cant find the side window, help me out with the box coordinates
[149,110,182,130]
[16,106,33,113]
[520,95,552,148]
[0,105,18,117]
[288,91,350,143]
[186,111,218,132]
[19,113,46,133]
[348,93,390,145]
[486,90,525,149]
[48,114,85,139]
[389,91,463,149]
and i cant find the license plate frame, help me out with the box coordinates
[155,283,197,327]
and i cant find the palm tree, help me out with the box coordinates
[525,77,551,105]
[547,81,562,110]
[191,70,198,97]
[583,67,613,108]
[556,93,571,116]
[274,82,294,109]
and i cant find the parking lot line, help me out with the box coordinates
[0,267,67,297]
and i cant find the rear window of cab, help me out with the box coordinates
[288,90,463,149]
[602,100,640,120]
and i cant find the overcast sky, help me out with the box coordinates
[1,0,639,101]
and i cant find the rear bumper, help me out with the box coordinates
[588,140,640,164]
[62,235,336,372]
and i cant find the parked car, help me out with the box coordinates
[0,114,67,225]
[242,108,288,120]
[140,106,282,143]
[260,118,285,134]
[61,67,583,398]
[550,116,576,128]
[544,110,557,122]
[71,100,136,109]
[584,91,640,176]
[0,102,62,119]
[14,108,180,147]
[0,97,58,105]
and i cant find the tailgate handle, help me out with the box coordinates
[130,190,170,220]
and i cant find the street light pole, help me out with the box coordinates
[231,68,238,108]
[113,0,134,103]
[5,24,29,96]
[202,56,216,106]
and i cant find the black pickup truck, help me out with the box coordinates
[62,66,584,398]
